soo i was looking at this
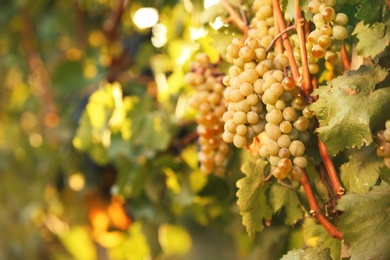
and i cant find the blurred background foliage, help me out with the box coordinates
[0,0,307,259]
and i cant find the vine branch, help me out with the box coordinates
[220,0,247,31]
[318,140,345,197]
[341,43,351,71]
[272,0,300,83]
[266,25,296,54]
[300,169,343,240]
[294,0,311,97]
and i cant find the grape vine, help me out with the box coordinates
[185,0,390,258]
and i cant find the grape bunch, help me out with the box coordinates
[257,71,314,181]
[307,0,349,62]
[222,0,278,148]
[185,53,230,175]
[375,120,390,169]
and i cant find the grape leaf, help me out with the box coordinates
[337,182,390,260]
[355,0,386,25]
[236,158,272,239]
[310,65,389,155]
[303,218,341,260]
[268,184,304,225]
[340,146,382,193]
[280,245,332,260]
[281,0,310,21]
[352,21,390,58]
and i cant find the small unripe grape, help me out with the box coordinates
[333,25,348,41]
[252,121,266,134]
[245,37,259,49]
[278,158,293,174]
[318,35,332,49]
[239,46,255,62]
[223,111,234,122]
[290,166,303,181]
[291,96,307,111]
[266,139,280,155]
[251,103,264,113]
[325,51,338,63]
[233,111,247,125]
[312,44,325,59]
[273,167,290,179]
[259,145,269,157]
[239,82,254,96]
[321,7,336,22]
[275,100,287,110]
[308,0,321,13]
[242,69,258,84]
[247,111,260,125]
[289,140,305,156]
[283,107,298,122]
[334,13,348,25]
[225,119,237,133]
[279,147,291,158]
[309,64,319,75]
[302,106,314,119]
[386,120,390,130]
[294,116,310,131]
[269,155,281,166]
[227,44,240,58]
[277,134,292,148]
[246,93,259,106]
[282,77,296,91]
[255,47,267,61]
[323,0,336,7]
[223,131,234,143]
[235,100,251,113]
[266,109,283,125]
[308,29,322,44]
[265,123,282,140]
[321,24,333,36]
[233,134,247,148]
[230,89,244,102]
[279,120,293,134]
[376,142,390,157]
[293,156,308,168]
[298,130,311,143]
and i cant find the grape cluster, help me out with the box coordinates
[375,120,390,169]
[222,0,278,148]
[257,72,314,181]
[185,53,230,175]
[308,0,349,62]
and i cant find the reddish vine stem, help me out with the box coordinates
[318,140,345,197]
[220,0,247,31]
[272,0,300,83]
[294,0,311,97]
[341,43,351,71]
[266,25,296,54]
[300,169,343,240]
[273,4,284,54]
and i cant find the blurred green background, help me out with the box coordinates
[0,0,305,259]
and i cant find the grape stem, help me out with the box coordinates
[273,4,284,54]
[266,25,296,54]
[272,0,300,84]
[318,140,345,197]
[341,43,351,71]
[294,1,311,98]
[300,169,343,240]
[220,0,247,31]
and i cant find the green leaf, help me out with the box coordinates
[268,184,304,225]
[355,0,386,25]
[303,218,341,260]
[310,65,389,155]
[340,146,382,193]
[337,182,390,260]
[236,158,273,239]
[280,244,332,260]
[352,21,390,58]
[281,0,310,21]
